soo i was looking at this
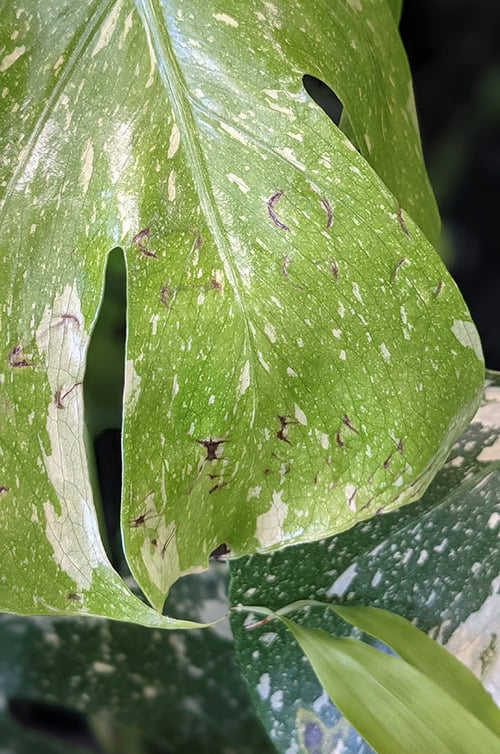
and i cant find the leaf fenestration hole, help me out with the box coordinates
[302,74,344,127]
[84,247,126,570]
[7,698,99,750]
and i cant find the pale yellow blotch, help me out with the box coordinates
[141,519,180,594]
[36,284,109,590]
[124,359,141,410]
[0,46,26,72]
[212,12,238,27]
[91,0,123,57]
[294,404,307,426]
[168,170,176,201]
[79,139,94,195]
[255,491,288,548]
[237,360,251,397]
[347,0,362,9]
[227,173,250,193]
[451,320,484,362]
[167,123,180,159]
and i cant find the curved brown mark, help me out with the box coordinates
[342,414,359,434]
[54,314,80,329]
[54,382,81,409]
[385,439,404,467]
[276,415,297,444]
[434,281,444,297]
[8,344,30,368]
[129,503,160,529]
[192,229,203,249]
[209,278,223,293]
[161,525,177,559]
[320,197,333,228]
[196,438,226,462]
[281,254,291,277]
[347,487,357,511]
[210,543,230,560]
[132,227,150,244]
[393,257,408,280]
[0,486,8,496]
[67,592,81,601]
[397,207,410,237]
[137,245,157,259]
[267,191,290,231]
[331,259,339,279]
[335,431,344,448]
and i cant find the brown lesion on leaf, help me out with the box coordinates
[209,278,223,293]
[129,493,161,528]
[8,344,31,368]
[0,486,9,496]
[66,592,81,601]
[331,259,339,279]
[281,254,291,277]
[434,280,444,297]
[192,228,203,249]
[160,525,177,559]
[132,226,156,258]
[53,382,82,409]
[383,439,404,469]
[196,438,226,462]
[347,486,357,511]
[267,191,290,231]
[276,415,297,445]
[342,414,359,434]
[320,197,333,228]
[53,313,81,329]
[393,257,409,280]
[160,281,174,306]
[335,431,344,448]
[396,206,410,237]
[210,543,230,560]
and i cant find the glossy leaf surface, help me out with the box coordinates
[0,0,482,617]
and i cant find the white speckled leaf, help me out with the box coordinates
[229,372,500,754]
[0,0,483,619]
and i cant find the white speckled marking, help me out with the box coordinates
[451,320,484,361]
[79,139,94,195]
[213,12,239,27]
[255,490,288,548]
[0,45,26,72]
[167,123,180,158]
[238,360,251,396]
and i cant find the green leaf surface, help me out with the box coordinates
[229,372,500,754]
[0,0,482,619]
[0,566,274,754]
[330,604,500,737]
[280,617,500,754]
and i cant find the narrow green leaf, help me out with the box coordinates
[330,604,500,738]
[281,617,500,754]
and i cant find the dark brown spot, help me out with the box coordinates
[384,439,404,468]
[347,487,357,510]
[331,259,339,279]
[434,281,444,297]
[313,474,318,485]
[263,468,270,476]
[54,382,81,409]
[0,486,8,496]
[209,481,226,494]
[320,197,333,228]
[67,593,81,601]
[342,414,359,434]
[137,244,157,259]
[151,538,158,547]
[281,254,291,277]
[267,191,290,231]
[375,507,385,515]
[397,439,404,454]
[8,344,30,368]
[210,543,230,560]
[129,505,160,529]
[132,227,150,244]
[276,415,297,444]
[193,229,203,249]
[196,438,226,462]
[397,206,410,237]
[393,257,409,280]
[209,278,223,292]
[335,431,344,448]
[160,282,173,306]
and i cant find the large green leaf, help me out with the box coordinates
[229,372,500,753]
[0,0,482,619]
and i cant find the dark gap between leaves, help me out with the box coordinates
[8,698,100,751]
[302,74,344,127]
[83,248,126,572]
